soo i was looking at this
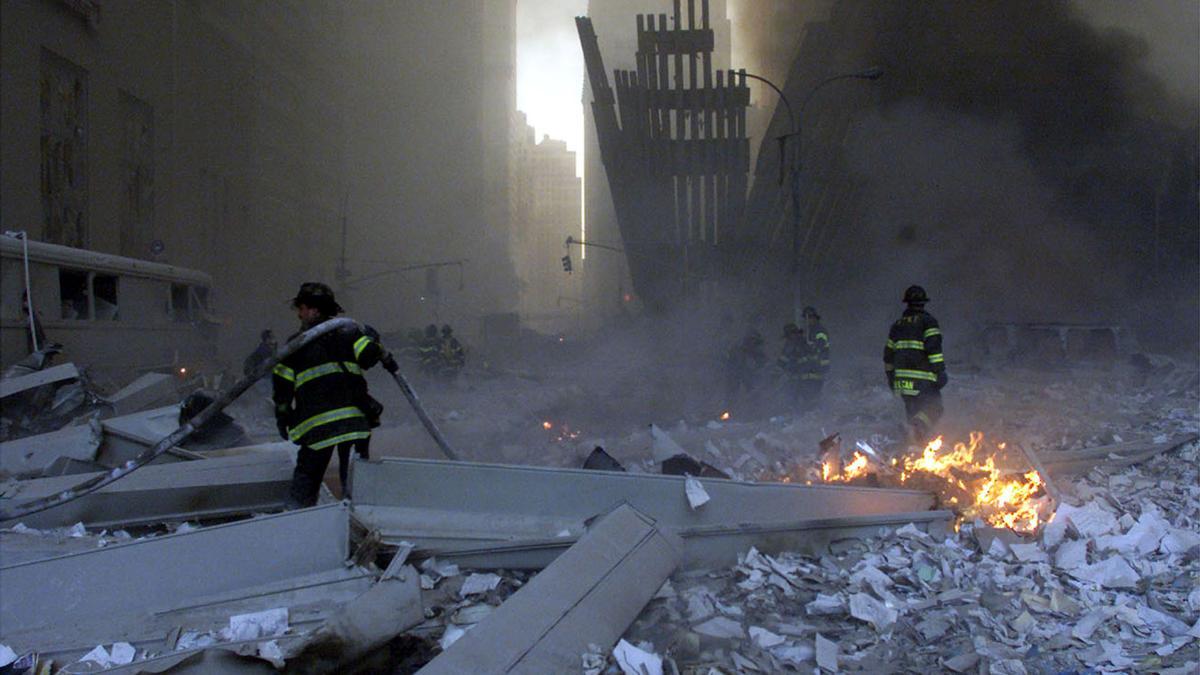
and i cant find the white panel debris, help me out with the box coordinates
[684,477,710,509]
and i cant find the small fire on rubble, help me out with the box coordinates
[719,411,731,421]
[822,432,1051,534]
[540,420,582,442]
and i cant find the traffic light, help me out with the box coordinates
[561,254,573,273]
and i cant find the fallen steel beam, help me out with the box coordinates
[0,363,79,399]
[0,449,294,530]
[0,504,368,665]
[349,457,937,550]
[425,510,954,571]
[1039,433,1198,476]
[420,504,683,674]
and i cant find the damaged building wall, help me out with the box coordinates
[1,0,523,364]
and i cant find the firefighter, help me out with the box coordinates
[778,323,820,410]
[439,324,465,378]
[417,324,442,376]
[273,282,398,507]
[801,306,830,399]
[724,325,766,400]
[883,285,947,444]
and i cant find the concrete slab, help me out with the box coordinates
[420,504,682,674]
[0,449,295,530]
[349,457,938,551]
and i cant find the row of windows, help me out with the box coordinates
[57,269,205,323]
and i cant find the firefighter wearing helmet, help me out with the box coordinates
[801,306,830,402]
[272,282,396,507]
[883,285,947,444]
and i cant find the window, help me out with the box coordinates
[171,283,191,322]
[93,274,118,320]
[60,270,120,320]
[60,269,88,319]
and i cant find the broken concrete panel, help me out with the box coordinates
[103,373,178,417]
[420,504,683,674]
[0,418,102,477]
[0,504,354,646]
[97,405,187,466]
[426,510,954,572]
[282,563,424,673]
[349,457,937,551]
[0,363,79,399]
[0,449,295,530]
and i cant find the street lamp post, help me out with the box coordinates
[744,67,882,320]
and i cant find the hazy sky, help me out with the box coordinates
[516,0,588,176]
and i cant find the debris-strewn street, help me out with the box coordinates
[2,0,1198,672]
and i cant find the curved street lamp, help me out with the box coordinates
[744,66,883,318]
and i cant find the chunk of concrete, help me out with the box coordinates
[103,373,178,417]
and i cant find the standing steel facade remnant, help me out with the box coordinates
[578,0,750,309]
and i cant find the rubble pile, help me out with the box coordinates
[610,439,1200,674]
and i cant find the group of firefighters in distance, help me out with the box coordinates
[268,280,945,509]
[726,284,946,444]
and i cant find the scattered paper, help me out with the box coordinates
[748,626,785,648]
[1053,539,1088,570]
[1069,556,1140,589]
[613,639,663,675]
[224,608,288,641]
[685,477,710,509]
[459,573,502,596]
[78,642,137,667]
[848,593,898,632]
[440,625,468,650]
[693,616,744,639]
[815,633,838,672]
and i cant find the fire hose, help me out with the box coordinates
[0,317,459,521]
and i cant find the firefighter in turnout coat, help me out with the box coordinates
[273,282,396,507]
[883,285,947,444]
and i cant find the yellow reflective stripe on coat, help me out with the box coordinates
[885,339,897,349]
[309,430,372,450]
[923,327,941,338]
[928,353,945,363]
[894,368,937,382]
[294,362,363,388]
[893,340,925,350]
[272,364,295,382]
[353,336,373,359]
[814,332,829,343]
[289,406,365,441]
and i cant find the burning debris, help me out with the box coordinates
[814,432,1054,534]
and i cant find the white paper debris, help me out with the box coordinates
[1008,542,1048,563]
[748,626,785,648]
[613,639,663,675]
[815,633,839,672]
[694,616,745,639]
[1053,539,1088,570]
[224,608,288,641]
[848,593,898,632]
[1069,556,1140,589]
[67,522,87,538]
[78,642,136,667]
[459,573,502,596]
[0,645,16,668]
[257,640,284,667]
[806,593,846,616]
[440,625,468,650]
[684,477,710,509]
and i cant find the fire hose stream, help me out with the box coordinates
[0,317,459,521]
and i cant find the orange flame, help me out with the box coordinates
[719,411,731,421]
[897,433,1047,533]
[542,421,553,430]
